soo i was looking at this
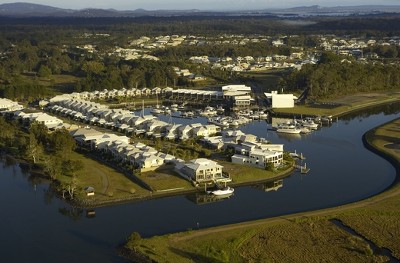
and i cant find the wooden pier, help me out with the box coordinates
[294,163,310,174]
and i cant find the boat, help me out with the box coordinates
[276,125,302,134]
[150,107,162,115]
[181,111,194,118]
[301,118,319,130]
[208,117,229,128]
[321,115,333,123]
[163,107,171,115]
[208,186,234,196]
[151,95,162,114]
[170,104,178,112]
[258,111,269,120]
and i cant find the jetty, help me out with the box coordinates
[294,163,310,174]
[289,150,306,160]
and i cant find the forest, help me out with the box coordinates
[281,52,400,99]
[1,14,400,103]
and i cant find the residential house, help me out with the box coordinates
[175,158,225,183]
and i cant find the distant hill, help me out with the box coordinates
[0,2,400,17]
[0,2,74,16]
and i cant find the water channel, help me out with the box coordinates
[1,103,399,263]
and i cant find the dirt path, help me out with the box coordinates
[93,166,109,194]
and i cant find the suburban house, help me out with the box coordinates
[70,127,104,147]
[231,148,283,169]
[175,158,228,184]
[16,112,64,129]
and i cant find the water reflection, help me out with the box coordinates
[186,192,234,205]
[276,132,302,141]
[253,179,284,192]
[86,209,96,218]
[58,206,84,221]
[340,102,400,121]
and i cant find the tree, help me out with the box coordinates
[82,61,106,76]
[29,122,49,145]
[37,65,52,78]
[62,176,78,199]
[318,53,336,64]
[63,159,84,177]
[26,133,44,164]
[43,155,63,179]
[127,232,142,251]
[265,162,275,172]
[50,128,76,157]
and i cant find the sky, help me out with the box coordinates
[0,0,399,10]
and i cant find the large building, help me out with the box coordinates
[265,91,297,108]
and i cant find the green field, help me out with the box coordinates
[58,151,149,204]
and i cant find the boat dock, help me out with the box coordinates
[294,163,310,174]
[289,150,306,160]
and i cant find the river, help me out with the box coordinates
[1,103,399,263]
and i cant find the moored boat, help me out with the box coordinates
[276,125,302,134]
[208,186,234,196]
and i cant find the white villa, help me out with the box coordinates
[232,146,283,169]
[175,158,229,184]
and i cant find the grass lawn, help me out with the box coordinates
[219,160,293,184]
[273,91,400,117]
[138,164,193,192]
[60,151,149,202]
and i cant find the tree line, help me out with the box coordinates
[1,15,400,103]
[0,117,81,198]
[281,53,400,99]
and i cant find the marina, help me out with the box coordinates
[0,103,399,263]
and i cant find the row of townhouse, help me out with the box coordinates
[69,127,175,172]
[0,98,24,112]
[45,87,173,104]
[43,93,285,172]
[46,99,222,140]
[165,85,253,108]
[45,85,254,109]
[11,111,78,130]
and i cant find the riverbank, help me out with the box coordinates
[123,113,400,262]
[71,162,295,208]
[273,91,400,118]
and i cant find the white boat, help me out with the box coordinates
[321,115,333,123]
[151,94,162,114]
[276,125,302,134]
[258,111,269,120]
[164,107,171,115]
[181,111,194,118]
[302,118,319,130]
[229,120,240,128]
[150,107,162,115]
[170,104,178,109]
[208,186,234,196]
[208,117,229,128]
